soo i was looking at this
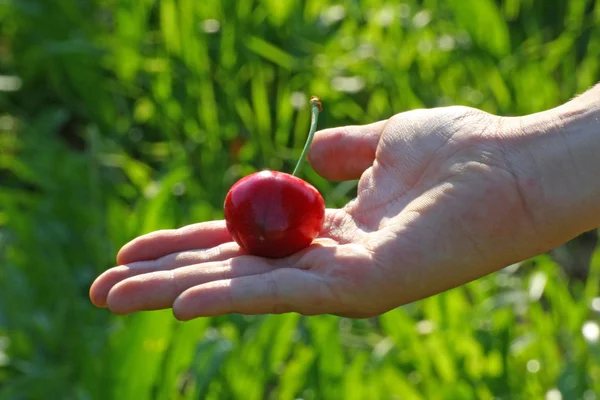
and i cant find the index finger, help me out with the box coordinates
[116,220,233,265]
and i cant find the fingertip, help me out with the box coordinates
[171,296,190,321]
[88,266,131,308]
[89,279,108,308]
[115,231,161,264]
[115,246,129,266]
[116,234,151,265]
[173,281,230,319]
[105,283,122,314]
[105,279,138,315]
[172,290,202,321]
[115,240,137,266]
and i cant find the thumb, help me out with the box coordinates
[307,119,387,181]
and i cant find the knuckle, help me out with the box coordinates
[264,271,283,313]
[267,268,296,314]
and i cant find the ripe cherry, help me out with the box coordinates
[224,97,326,258]
[224,171,325,258]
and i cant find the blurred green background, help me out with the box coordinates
[1,0,599,399]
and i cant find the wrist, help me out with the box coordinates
[504,84,600,247]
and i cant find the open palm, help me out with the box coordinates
[90,106,545,319]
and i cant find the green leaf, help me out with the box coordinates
[245,36,296,70]
[447,0,511,57]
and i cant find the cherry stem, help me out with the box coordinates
[292,96,322,177]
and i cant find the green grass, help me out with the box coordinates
[1,0,599,398]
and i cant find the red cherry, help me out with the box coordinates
[224,170,325,258]
[224,96,325,258]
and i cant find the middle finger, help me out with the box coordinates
[89,242,245,308]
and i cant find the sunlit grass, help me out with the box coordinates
[1,0,599,398]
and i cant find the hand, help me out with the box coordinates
[89,106,553,320]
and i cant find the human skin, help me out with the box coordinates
[89,84,600,320]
